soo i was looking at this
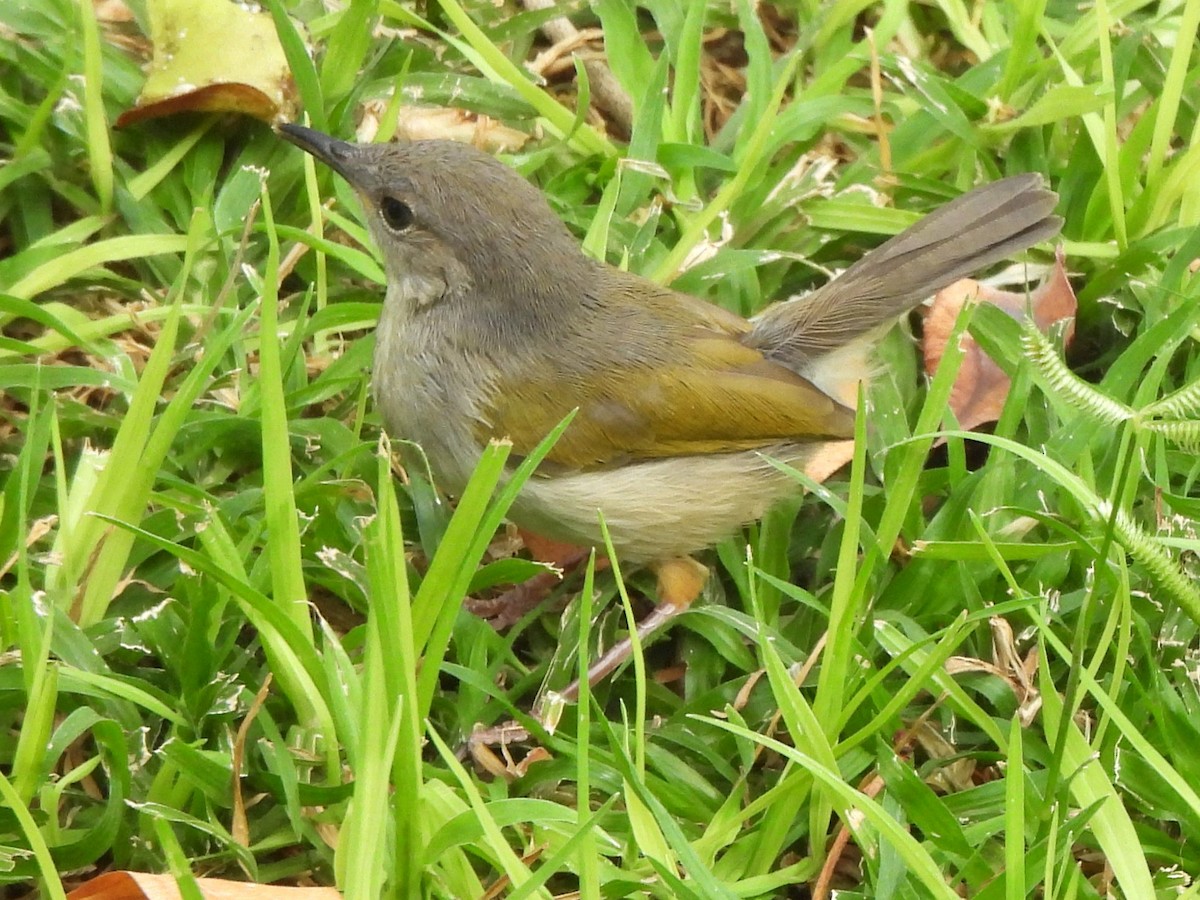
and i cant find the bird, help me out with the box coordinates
[280,123,1061,684]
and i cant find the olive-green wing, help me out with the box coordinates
[481,329,855,471]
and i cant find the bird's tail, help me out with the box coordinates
[747,174,1062,368]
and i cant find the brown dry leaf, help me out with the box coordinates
[946,617,1041,725]
[465,720,557,773]
[67,871,340,899]
[0,514,56,581]
[802,439,856,484]
[923,247,1075,432]
[511,746,552,778]
[909,719,977,793]
[357,101,530,153]
[394,108,529,152]
[95,0,149,56]
[470,739,514,780]
[469,719,533,749]
[527,26,606,78]
[116,0,298,127]
[231,676,273,847]
[94,0,135,24]
[813,769,886,900]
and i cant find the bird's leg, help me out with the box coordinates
[557,555,709,701]
[469,556,710,746]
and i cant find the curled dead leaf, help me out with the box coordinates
[94,0,135,24]
[946,617,1041,726]
[801,438,856,484]
[357,101,530,153]
[67,871,341,899]
[118,83,286,127]
[116,0,299,127]
[908,719,977,792]
[922,247,1074,432]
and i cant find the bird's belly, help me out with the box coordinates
[508,444,813,562]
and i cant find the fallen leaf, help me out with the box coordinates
[802,438,856,484]
[357,101,530,153]
[94,0,135,24]
[67,871,340,899]
[231,675,273,848]
[908,719,977,793]
[946,616,1041,726]
[922,247,1074,432]
[116,0,298,126]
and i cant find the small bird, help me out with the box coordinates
[281,123,1060,653]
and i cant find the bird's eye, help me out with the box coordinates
[380,196,414,232]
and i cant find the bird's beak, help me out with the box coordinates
[279,123,362,187]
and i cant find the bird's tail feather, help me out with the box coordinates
[747,174,1062,366]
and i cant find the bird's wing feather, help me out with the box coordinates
[479,287,855,471]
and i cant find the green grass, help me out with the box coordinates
[3,0,1200,897]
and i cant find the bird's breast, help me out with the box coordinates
[372,296,491,493]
